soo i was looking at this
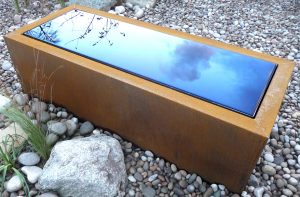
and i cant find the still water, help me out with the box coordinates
[24,9,277,117]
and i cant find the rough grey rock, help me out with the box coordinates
[48,122,67,135]
[5,175,22,192]
[18,152,40,166]
[79,121,94,135]
[39,135,126,197]
[68,0,118,11]
[125,0,156,8]
[21,166,43,184]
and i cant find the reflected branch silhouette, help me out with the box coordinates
[65,14,96,45]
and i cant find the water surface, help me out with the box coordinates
[24,9,277,117]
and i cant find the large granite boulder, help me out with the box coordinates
[68,0,118,11]
[125,0,156,8]
[38,135,126,197]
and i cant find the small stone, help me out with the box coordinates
[264,153,274,162]
[143,161,149,170]
[188,173,197,184]
[142,186,155,197]
[134,172,143,182]
[218,184,225,190]
[46,133,59,146]
[134,9,144,19]
[282,188,293,196]
[31,101,47,113]
[54,4,61,9]
[262,165,276,175]
[179,180,187,188]
[128,189,135,196]
[145,150,153,157]
[18,152,40,166]
[158,159,165,169]
[128,175,136,183]
[125,2,133,9]
[2,60,12,71]
[39,111,50,123]
[274,156,284,165]
[79,121,94,135]
[211,184,218,192]
[13,94,28,106]
[61,111,68,118]
[288,177,298,186]
[13,14,22,24]
[203,187,214,197]
[48,122,67,135]
[173,187,184,195]
[21,166,43,184]
[297,155,300,165]
[187,184,195,193]
[276,178,285,188]
[65,120,77,136]
[5,175,22,192]
[148,174,158,182]
[248,174,259,187]
[174,172,181,180]
[294,144,300,151]
[115,6,125,14]
[171,164,177,172]
[254,187,264,197]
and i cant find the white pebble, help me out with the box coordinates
[211,184,218,192]
[128,175,136,183]
[115,6,125,14]
[5,175,22,192]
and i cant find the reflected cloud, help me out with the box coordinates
[164,41,214,81]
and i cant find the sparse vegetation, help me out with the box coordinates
[0,107,50,160]
[0,134,30,195]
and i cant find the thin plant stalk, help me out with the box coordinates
[13,0,21,12]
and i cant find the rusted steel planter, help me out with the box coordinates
[5,5,294,192]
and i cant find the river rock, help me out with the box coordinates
[48,122,67,135]
[21,166,43,184]
[79,121,94,135]
[18,152,40,166]
[5,175,22,192]
[38,135,126,197]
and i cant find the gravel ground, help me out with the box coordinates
[0,0,300,196]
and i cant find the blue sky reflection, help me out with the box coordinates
[24,10,277,117]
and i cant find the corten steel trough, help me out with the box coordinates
[5,5,294,192]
